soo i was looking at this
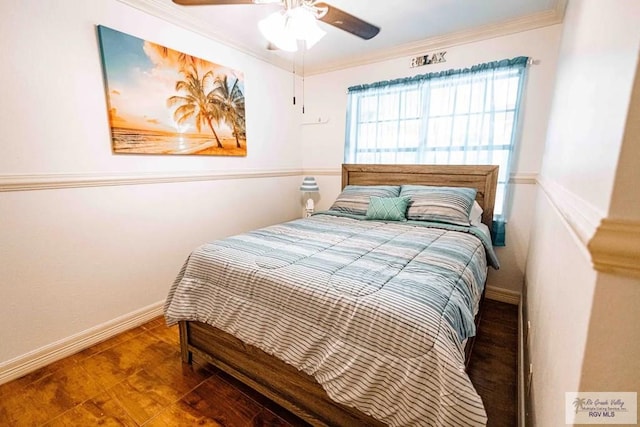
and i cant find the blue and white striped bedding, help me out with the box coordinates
[165,213,499,426]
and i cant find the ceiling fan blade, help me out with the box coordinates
[315,2,380,40]
[172,0,256,5]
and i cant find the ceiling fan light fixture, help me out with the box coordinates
[258,5,326,52]
[258,11,298,52]
[173,0,380,45]
[289,6,326,49]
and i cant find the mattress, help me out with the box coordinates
[165,213,499,426]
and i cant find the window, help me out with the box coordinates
[345,57,529,244]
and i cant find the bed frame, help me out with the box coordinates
[179,164,499,427]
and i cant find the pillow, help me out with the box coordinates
[469,201,483,226]
[400,185,477,226]
[365,196,411,221]
[329,185,401,216]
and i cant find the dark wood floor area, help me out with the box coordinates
[468,299,519,426]
[0,299,518,426]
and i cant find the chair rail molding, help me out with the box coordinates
[588,218,640,279]
[301,169,538,184]
[536,175,603,248]
[0,169,538,192]
[0,169,302,192]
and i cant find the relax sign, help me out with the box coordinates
[410,51,447,68]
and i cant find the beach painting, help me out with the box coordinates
[97,25,246,156]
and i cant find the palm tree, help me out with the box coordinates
[209,75,246,148]
[573,397,587,413]
[145,42,211,72]
[167,65,223,148]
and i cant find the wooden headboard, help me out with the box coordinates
[342,164,499,227]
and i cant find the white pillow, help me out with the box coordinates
[469,201,483,226]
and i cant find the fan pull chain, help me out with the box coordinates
[302,49,305,114]
[292,58,296,106]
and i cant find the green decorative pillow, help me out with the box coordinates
[365,196,411,221]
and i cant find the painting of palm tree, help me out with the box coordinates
[97,25,246,156]
[209,75,246,148]
[167,66,224,149]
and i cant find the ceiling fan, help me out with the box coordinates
[172,0,381,51]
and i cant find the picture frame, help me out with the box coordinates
[97,25,246,156]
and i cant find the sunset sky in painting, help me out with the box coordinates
[98,26,244,136]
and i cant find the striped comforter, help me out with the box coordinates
[165,213,498,426]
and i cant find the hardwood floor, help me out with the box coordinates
[468,299,519,426]
[0,299,518,426]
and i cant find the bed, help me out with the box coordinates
[165,164,499,426]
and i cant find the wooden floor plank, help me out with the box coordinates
[0,298,518,426]
[469,299,519,427]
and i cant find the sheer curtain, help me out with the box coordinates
[344,57,529,246]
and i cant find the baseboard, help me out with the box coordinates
[485,285,521,305]
[0,301,164,386]
[518,296,526,427]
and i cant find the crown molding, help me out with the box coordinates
[306,1,567,76]
[588,219,640,279]
[0,169,302,192]
[114,0,294,71]
[116,0,567,76]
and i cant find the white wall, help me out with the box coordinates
[0,0,302,371]
[301,25,564,293]
[525,191,597,425]
[0,1,301,175]
[607,54,640,221]
[525,1,640,425]
[539,2,639,215]
[580,51,640,420]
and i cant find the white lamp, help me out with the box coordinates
[258,5,326,52]
[299,176,319,217]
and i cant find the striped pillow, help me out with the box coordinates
[330,185,401,216]
[400,185,477,226]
